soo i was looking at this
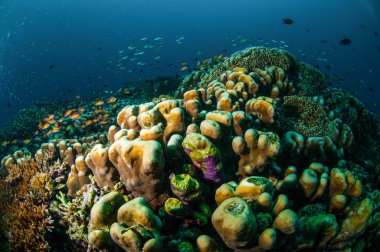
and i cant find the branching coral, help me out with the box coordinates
[0,156,54,251]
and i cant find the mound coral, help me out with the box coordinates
[108,137,165,202]
[182,133,223,183]
[211,197,257,249]
[85,144,119,188]
[88,193,162,251]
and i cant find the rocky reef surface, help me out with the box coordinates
[1,47,380,251]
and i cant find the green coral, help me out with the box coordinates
[178,241,194,252]
[165,197,191,218]
[170,173,203,203]
[299,214,338,249]
[182,133,223,182]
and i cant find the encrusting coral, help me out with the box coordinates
[1,46,380,251]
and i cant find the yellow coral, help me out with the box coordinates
[232,129,280,175]
[30,172,54,196]
[245,97,275,123]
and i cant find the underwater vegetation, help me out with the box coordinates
[1,46,380,251]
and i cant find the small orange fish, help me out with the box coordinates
[34,130,40,135]
[112,104,117,109]
[71,113,81,119]
[1,141,8,146]
[95,100,104,106]
[11,139,18,144]
[64,110,73,117]
[73,122,78,127]
[85,120,93,126]
[48,114,54,119]
[180,65,188,71]
[48,119,56,124]
[107,97,117,103]
[42,123,50,130]
[52,127,61,133]
[78,108,86,113]
[23,139,31,144]
[93,109,104,115]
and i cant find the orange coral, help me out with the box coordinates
[245,97,276,124]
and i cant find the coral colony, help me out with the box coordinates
[1,47,380,251]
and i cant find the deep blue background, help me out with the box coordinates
[0,0,379,126]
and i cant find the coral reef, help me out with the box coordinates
[1,46,380,251]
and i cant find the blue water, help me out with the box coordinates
[0,0,379,127]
